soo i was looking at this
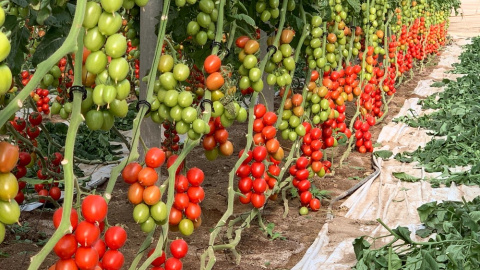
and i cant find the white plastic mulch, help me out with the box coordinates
[292,35,480,270]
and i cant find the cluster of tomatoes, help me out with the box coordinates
[252,104,284,160]
[147,238,188,270]
[0,142,21,244]
[50,195,127,270]
[289,156,321,214]
[353,117,376,154]
[180,0,219,46]
[236,146,276,209]
[278,95,307,142]
[235,37,265,93]
[122,148,167,233]
[33,152,64,204]
[202,116,234,160]
[10,111,42,145]
[161,122,182,156]
[29,88,52,115]
[265,29,296,88]
[255,0,296,23]
[0,9,12,96]
[170,167,205,236]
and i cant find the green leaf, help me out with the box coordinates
[392,226,413,244]
[228,14,256,27]
[430,81,445,87]
[373,150,393,160]
[469,211,480,222]
[3,15,30,75]
[346,0,361,13]
[420,250,439,270]
[416,228,434,238]
[32,27,67,66]
[417,201,438,222]
[11,0,28,7]
[352,237,370,260]
[36,7,51,25]
[392,172,421,182]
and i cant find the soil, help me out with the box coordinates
[0,58,440,270]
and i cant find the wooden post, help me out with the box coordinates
[139,1,163,154]
[259,30,275,111]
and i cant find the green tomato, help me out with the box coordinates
[0,222,4,244]
[158,54,174,73]
[260,10,271,22]
[299,206,309,215]
[243,55,258,69]
[197,12,211,28]
[249,67,262,82]
[220,113,234,128]
[280,44,293,58]
[101,110,115,131]
[271,50,283,63]
[238,76,251,90]
[278,120,288,130]
[289,115,300,128]
[93,84,106,106]
[0,32,11,62]
[158,104,170,120]
[95,70,110,85]
[179,218,194,236]
[236,107,248,122]
[175,120,190,134]
[98,12,122,36]
[164,90,179,107]
[50,66,61,79]
[266,74,276,85]
[140,217,156,233]
[192,119,206,134]
[0,173,18,201]
[187,129,201,140]
[85,51,108,75]
[204,148,219,161]
[51,101,62,115]
[101,0,123,13]
[133,203,150,224]
[181,106,197,123]
[85,110,104,131]
[295,124,306,136]
[256,2,266,13]
[102,85,117,105]
[195,31,208,46]
[0,65,12,95]
[135,0,149,7]
[115,79,131,100]
[199,0,214,14]
[109,58,129,82]
[252,80,264,92]
[0,7,5,27]
[173,63,190,82]
[175,0,186,7]
[211,101,224,117]
[150,201,168,222]
[283,57,295,71]
[123,0,135,9]
[169,105,183,122]
[109,99,128,117]
[270,8,280,19]
[0,200,19,225]
[60,108,69,120]
[105,33,127,58]
[281,129,290,140]
[177,91,193,107]
[187,21,200,36]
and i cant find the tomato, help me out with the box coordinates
[54,234,78,259]
[299,206,309,215]
[98,11,122,36]
[235,36,250,48]
[219,141,234,156]
[252,178,267,193]
[0,65,12,95]
[185,202,202,221]
[0,142,19,173]
[196,11,211,28]
[132,203,150,224]
[296,157,309,169]
[281,29,295,44]
[145,148,166,169]
[174,174,189,193]
[300,191,313,205]
[186,167,204,187]
[55,258,78,270]
[11,117,26,132]
[174,192,190,211]
[101,250,124,270]
[204,55,221,74]
[170,239,188,259]
[143,185,161,205]
[206,72,224,90]
[252,146,267,162]
[173,63,190,82]
[122,162,142,184]
[85,51,107,75]
[138,167,158,186]
[108,58,129,82]
[251,162,265,178]
[309,198,321,211]
[104,226,127,250]
[105,33,127,58]
[75,247,99,270]
[92,239,106,259]
[37,189,49,203]
[242,55,257,69]
[150,201,168,223]
[0,32,10,62]
[75,221,100,247]
[251,193,266,208]
[244,40,259,54]
[49,187,62,201]
[169,206,183,225]
[0,173,18,201]
[53,208,79,230]
[148,249,166,267]
[26,125,40,139]
[158,54,174,73]
[127,182,144,205]
[81,195,108,224]
[187,21,200,36]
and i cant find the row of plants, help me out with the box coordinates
[0,0,462,269]
[394,35,480,186]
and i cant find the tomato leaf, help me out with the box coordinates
[32,27,67,66]
[3,15,30,75]
[346,0,361,13]
[227,14,256,28]
[392,172,420,182]
[373,150,393,160]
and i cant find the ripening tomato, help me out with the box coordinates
[204,55,221,74]
[205,72,224,90]
[145,147,166,168]
[122,162,142,184]
[0,142,19,173]
[138,167,158,186]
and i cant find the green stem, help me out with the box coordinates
[0,0,88,128]
[27,26,86,270]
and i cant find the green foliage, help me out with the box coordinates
[353,197,480,270]
[393,36,480,186]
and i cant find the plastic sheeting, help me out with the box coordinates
[292,35,480,270]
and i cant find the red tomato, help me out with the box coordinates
[101,250,124,270]
[300,191,313,205]
[187,167,204,186]
[250,162,265,178]
[167,155,184,175]
[187,186,205,203]
[185,202,202,220]
[173,193,190,211]
[309,198,321,211]
[54,234,78,259]
[238,177,253,193]
[145,147,166,168]
[148,249,166,267]
[49,187,62,201]
[252,146,267,162]
[92,239,106,259]
[253,104,266,119]
[53,208,79,231]
[165,257,183,270]
[204,55,221,74]
[170,239,188,259]
[122,162,143,184]
[205,72,224,90]
[75,221,100,247]
[81,195,108,223]
[175,174,189,193]
[252,178,267,193]
[251,193,266,208]
[236,164,251,178]
[75,247,99,270]
[104,226,127,250]
[235,36,250,48]
[55,258,78,270]
[214,129,229,144]
[262,112,277,126]
[296,157,309,169]
[239,192,252,204]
